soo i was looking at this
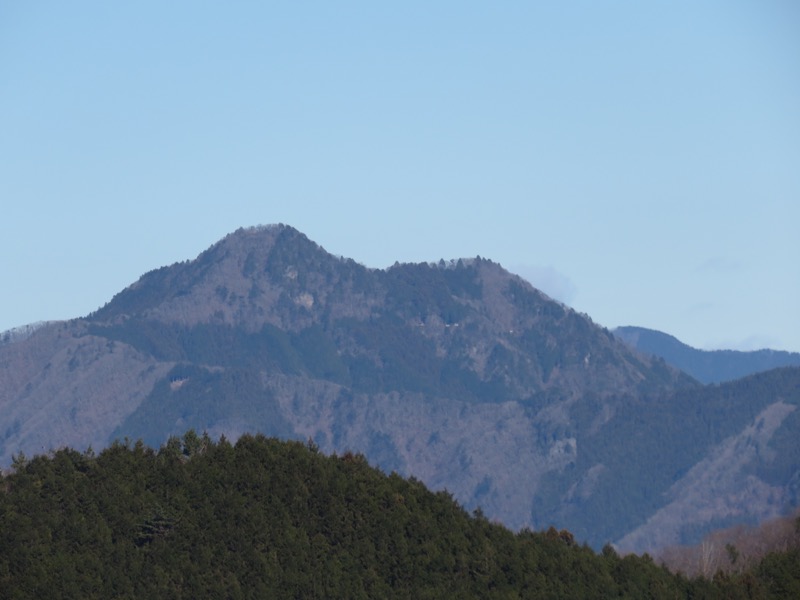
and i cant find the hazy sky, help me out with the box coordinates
[2,2,799,352]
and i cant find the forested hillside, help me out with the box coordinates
[2,434,798,599]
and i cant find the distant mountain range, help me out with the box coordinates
[1,224,797,554]
[614,326,800,384]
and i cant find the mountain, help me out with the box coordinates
[597,366,800,553]
[1,224,797,553]
[614,325,800,384]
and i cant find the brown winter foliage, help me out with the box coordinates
[657,508,800,578]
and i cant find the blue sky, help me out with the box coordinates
[2,2,799,351]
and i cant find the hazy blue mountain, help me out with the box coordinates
[1,224,797,553]
[614,325,800,384]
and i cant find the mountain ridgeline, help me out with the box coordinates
[614,325,800,384]
[90,225,683,401]
[1,224,797,553]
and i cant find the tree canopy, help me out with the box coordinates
[0,433,797,599]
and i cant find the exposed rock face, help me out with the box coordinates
[2,224,798,553]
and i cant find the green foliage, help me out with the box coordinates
[0,436,794,599]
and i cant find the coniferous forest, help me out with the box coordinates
[1,433,798,599]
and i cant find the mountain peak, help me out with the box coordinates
[86,226,689,401]
[91,224,352,328]
[211,223,306,253]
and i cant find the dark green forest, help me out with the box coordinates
[1,434,798,599]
